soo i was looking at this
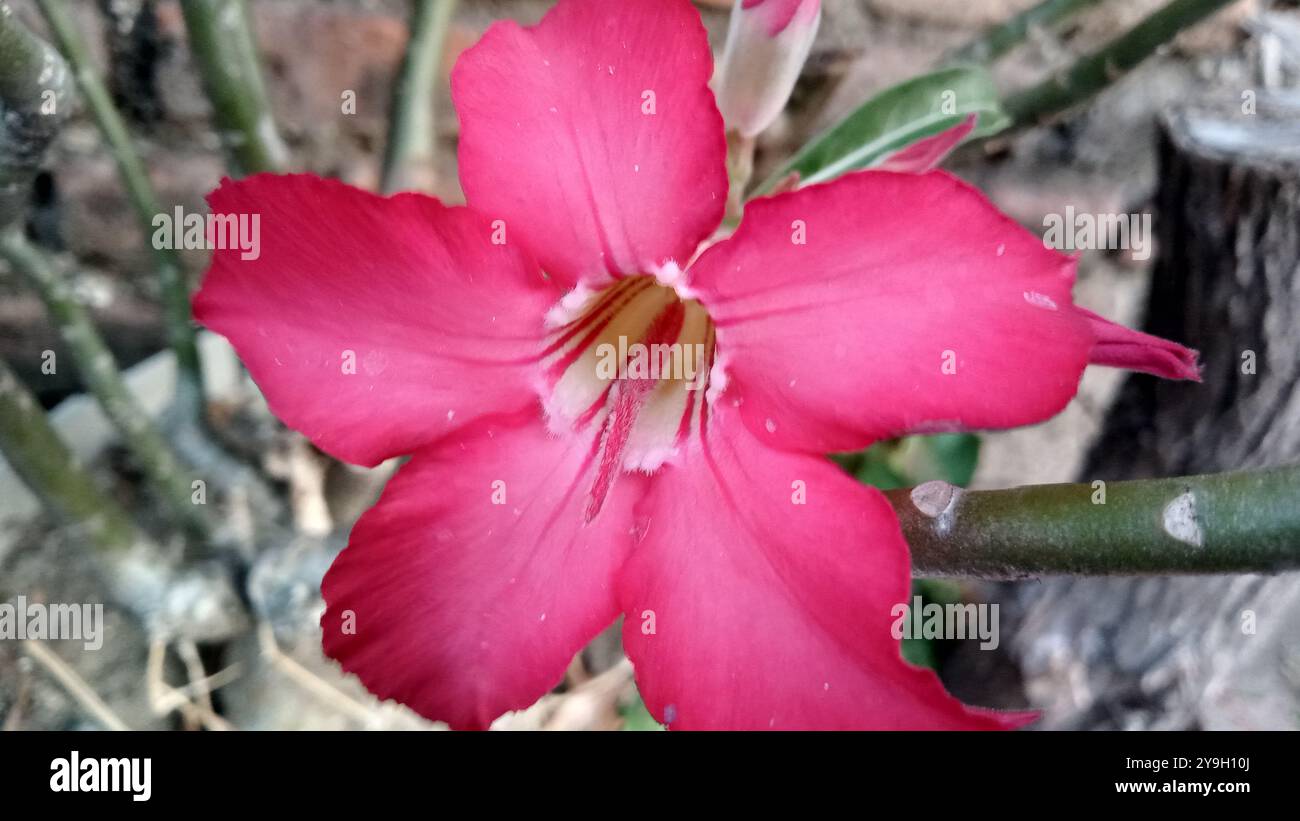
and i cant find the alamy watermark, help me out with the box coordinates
[0,596,104,651]
[890,595,999,650]
[152,205,261,261]
[595,335,707,390]
[50,751,150,801]
[1043,206,1152,261]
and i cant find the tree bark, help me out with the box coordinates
[1009,92,1300,729]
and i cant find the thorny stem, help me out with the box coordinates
[0,228,213,540]
[945,0,1106,65]
[35,0,204,416]
[381,0,458,195]
[1002,0,1236,129]
[890,465,1300,578]
[180,0,288,175]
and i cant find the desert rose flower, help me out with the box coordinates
[715,0,821,137]
[194,0,1198,730]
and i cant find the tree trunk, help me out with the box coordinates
[1009,92,1300,729]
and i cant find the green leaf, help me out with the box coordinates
[890,433,982,487]
[915,577,962,606]
[753,65,1009,194]
[621,689,665,731]
[900,580,962,670]
[847,433,980,490]
[900,633,937,669]
[853,444,909,490]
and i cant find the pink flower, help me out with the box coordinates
[194,0,1197,730]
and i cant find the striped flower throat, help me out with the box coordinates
[539,274,719,520]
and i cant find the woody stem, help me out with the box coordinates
[945,0,1105,65]
[0,0,70,229]
[382,0,458,194]
[35,0,204,415]
[888,465,1300,578]
[0,354,146,555]
[0,228,214,540]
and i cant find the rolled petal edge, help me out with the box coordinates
[1078,307,1201,382]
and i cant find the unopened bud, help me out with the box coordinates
[714,0,821,138]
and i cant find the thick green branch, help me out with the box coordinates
[1,228,212,539]
[0,355,143,554]
[180,0,288,175]
[381,0,457,194]
[946,0,1105,65]
[1003,0,1235,128]
[0,1,71,228]
[889,466,1300,578]
[35,0,203,407]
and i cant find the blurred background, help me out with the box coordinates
[1,0,1298,730]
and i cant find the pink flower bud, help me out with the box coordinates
[714,0,821,138]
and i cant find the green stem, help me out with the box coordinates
[1,228,212,540]
[381,0,457,194]
[724,129,755,227]
[34,0,203,412]
[179,0,288,175]
[1003,0,1235,128]
[0,355,144,554]
[1,353,246,640]
[889,466,1300,578]
[945,0,1105,65]
[0,1,71,228]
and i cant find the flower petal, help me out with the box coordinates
[686,170,1096,453]
[873,114,976,174]
[193,174,558,467]
[741,0,822,38]
[451,0,726,286]
[1078,306,1201,381]
[619,405,1027,730]
[321,411,643,730]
